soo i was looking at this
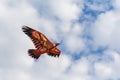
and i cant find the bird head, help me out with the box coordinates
[53,42,60,47]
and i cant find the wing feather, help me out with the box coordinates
[47,47,61,57]
[22,25,54,49]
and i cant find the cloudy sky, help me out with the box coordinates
[0,0,120,80]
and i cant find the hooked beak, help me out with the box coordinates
[56,43,60,46]
[53,43,60,47]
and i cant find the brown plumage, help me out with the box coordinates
[22,25,61,59]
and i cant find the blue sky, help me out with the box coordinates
[1,0,120,80]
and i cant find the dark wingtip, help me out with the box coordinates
[22,25,32,36]
[22,25,29,30]
[47,53,60,57]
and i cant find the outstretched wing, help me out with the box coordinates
[22,25,54,49]
[47,47,61,57]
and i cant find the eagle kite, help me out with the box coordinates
[22,25,61,59]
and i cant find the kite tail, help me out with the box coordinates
[28,49,41,59]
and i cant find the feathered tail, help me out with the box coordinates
[28,49,41,59]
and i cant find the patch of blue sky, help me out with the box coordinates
[72,46,108,61]
[81,1,113,42]
[79,8,99,23]
[71,51,85,60]
[90,46,108,55]
[79,0,113,23]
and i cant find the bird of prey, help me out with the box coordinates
[22,25,61,59]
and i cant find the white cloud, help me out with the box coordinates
[1,0,120,80]
[65,35,85,53]
[90,1,120,78]
[70,57,89,75]
[63,23,85,54]
[93,50,120,80]
[94,62,112,79]
[113,0,120,11]
[92,11,116,46]
[50,0,81,22]
[92,10,120,51]
[57,57,91,80]
[93,11,120,51]
[27,54,71,80]
[2,69,31,80]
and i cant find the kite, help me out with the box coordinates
[22,25,61,59]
